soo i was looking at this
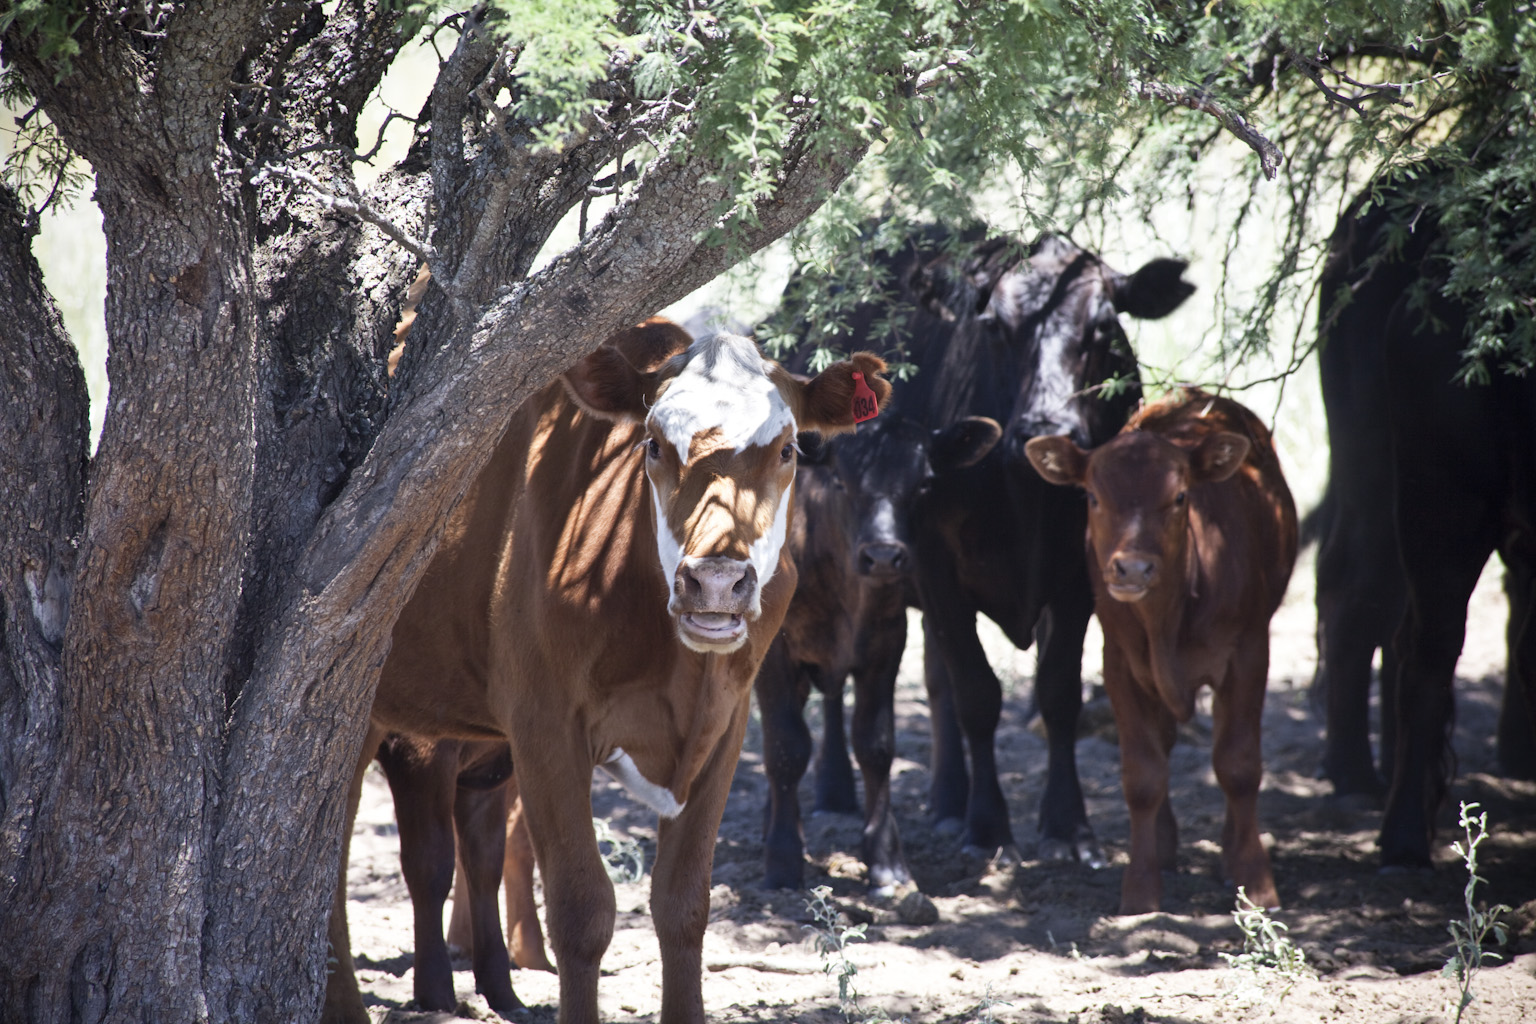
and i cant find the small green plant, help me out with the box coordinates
[803,885,908,1024]
[592,817,645,884]
[1442,801,1511,1024]
[1219,886,1310,1001]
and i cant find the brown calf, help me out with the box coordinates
[325,319,889,1024]
[1026,389,1297,914]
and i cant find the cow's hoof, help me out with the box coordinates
[761,860,806,890]
[933,815,965,837]
[1038,829,1107,870]
[867,863,913,898]
[1377,860,1434,876]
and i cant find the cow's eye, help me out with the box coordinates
[1174,490,1187,507]
[782,442,798,463]
[645,438,661,460]
[1085,491,1098,509]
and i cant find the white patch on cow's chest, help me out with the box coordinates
[600,748,685,819]
[649,335,794,461]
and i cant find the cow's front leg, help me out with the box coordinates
[651,702,751,1024]
[1103,644,1175,915]
[1213,640,1278,910]
[517,746,615,1024]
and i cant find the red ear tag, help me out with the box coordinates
[851,371,879,423]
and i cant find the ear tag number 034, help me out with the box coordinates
[851,371,879,424]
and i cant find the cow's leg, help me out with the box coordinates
[1033,598,1104,867]
[516,743,614,1024]
[922,604,1015,859]
[504,779,555,972]
[452,767,521,1011]
[1382,526,1492,869]
[850,603,911,893]
[811,664,860,815]
[377,738,462,1013]
[652,703,752,1024]
[1212,640,1279,910]
[922,614,969,832]
[322,722,386,1024]
[1496,553,1536,779]
[1103,644,1174,914]
[1313,510,1402,798]
[754,637,813,889]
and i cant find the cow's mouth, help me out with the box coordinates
[679,612,747,648]
[1105,582,1149,602]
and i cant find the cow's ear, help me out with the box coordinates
[562,344,658,422]
[1191,430,1250,482]
[929,417,1002,474]
[1113,257,1196,320]
[792,352,892,436]
[1024,435,1088,487]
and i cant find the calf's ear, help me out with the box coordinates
[1191,430,1250,482]
[792,352,892,435]
[1024,435,1088,486]
[929,416,1002,473]
[562,344,660,422]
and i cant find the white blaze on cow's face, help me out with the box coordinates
[642,334,800,653]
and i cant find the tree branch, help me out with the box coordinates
[1132,79,1284,180]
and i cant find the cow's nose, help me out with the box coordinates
[1109,555,1156,590]
[857,542,910,578]
[676,557,757,613]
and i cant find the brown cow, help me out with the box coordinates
[325,319,889,1024]
[1025,389,1297,914]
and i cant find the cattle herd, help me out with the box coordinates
[321,176,1536,1024]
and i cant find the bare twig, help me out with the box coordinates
[1132,79,1284,180]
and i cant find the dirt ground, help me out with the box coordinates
[342,547,1536,1024]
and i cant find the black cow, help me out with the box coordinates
[1315,185,1536,867]
[1311,199,1535,799]
[788,231,1194,865]
[755,411,1000,892]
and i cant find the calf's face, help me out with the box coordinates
[1025,429,1249,602]
[566,328,889,652]
[824,413,1001,580]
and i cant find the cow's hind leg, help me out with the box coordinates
[811,664,860,815]
[851,603,911,893]
[504,778,555,972]
[754,637,813,888]
[378,737,463,1013]
[1212,641,1278,910]
[452,749,521,1012]
[1497,552,1536,779]
[922,615,969,833]
[1034,598,1104,867]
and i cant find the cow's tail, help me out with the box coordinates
[1298,476,1335,552]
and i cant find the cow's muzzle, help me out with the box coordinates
[1105,553,1158,601]
[672,556,757,650]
